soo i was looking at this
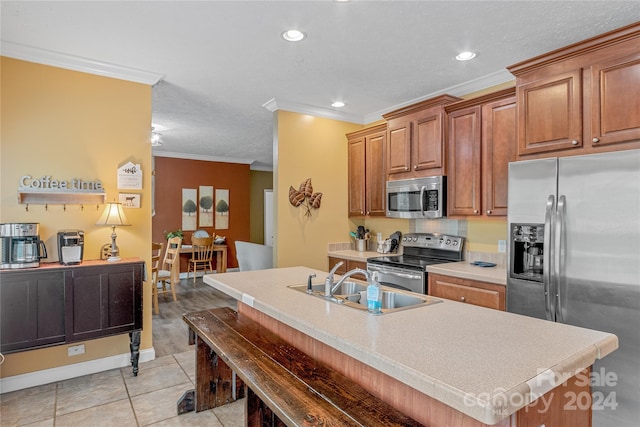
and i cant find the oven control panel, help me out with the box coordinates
[401,233,464,252]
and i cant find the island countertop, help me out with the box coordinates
[203,266,617,425]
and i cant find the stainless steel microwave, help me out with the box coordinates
[386,176,446,219]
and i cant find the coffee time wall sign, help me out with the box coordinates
[20,175,104,191]
[17,174,106,206]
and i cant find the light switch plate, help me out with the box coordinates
[498,240,506,253]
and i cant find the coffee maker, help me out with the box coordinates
[57,230,84,265]
[0,223,48,269]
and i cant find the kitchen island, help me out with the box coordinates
[203,266,617,426]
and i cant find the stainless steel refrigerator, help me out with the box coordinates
[507,149,640,427]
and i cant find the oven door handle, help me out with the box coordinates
[420,186,426,217]
[367,264,422,281]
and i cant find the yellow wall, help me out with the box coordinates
[0,57,153,377]
[467,218,508,253]
[275,111,362,269]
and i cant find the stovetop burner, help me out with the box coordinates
[367,233,464,271]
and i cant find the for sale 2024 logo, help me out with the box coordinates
[464,367,618,418]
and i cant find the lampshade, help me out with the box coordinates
[96,202,131,227]
[96,202,131,262]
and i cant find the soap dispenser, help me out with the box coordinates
[367,271,383,314]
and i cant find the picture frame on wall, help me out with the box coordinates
[199,185,214,227]
[119,193,141,208]
[182,188,197,231]
[215,189,229,230]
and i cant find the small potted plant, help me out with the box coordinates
[164,229,184,247]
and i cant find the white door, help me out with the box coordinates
[264,190,274,246]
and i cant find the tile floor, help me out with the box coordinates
[0,349,245,427]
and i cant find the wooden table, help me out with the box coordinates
[171,245,227,284]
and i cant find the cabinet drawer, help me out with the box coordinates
[428,274,505,310]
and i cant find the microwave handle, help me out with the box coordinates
[420,186,426,217]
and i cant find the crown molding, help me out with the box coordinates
[364,69,515,123]
[152,150,255,165]
[262,98,366,124]
[1,41,164,85]
[263,69,514,126]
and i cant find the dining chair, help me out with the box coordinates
[150,241,164,314]
[235,241,273,271]
[187,236,214,283]
[156,236,182,302]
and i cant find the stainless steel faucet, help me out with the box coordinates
[324,261,344,296]
[325,263,371,297]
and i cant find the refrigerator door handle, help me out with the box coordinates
[544,195,556,321]
[555,195,567,323]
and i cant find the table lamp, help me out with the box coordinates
[96,201,131,262]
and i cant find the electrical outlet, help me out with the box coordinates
[68,344,85,357]
[498,240,506,253]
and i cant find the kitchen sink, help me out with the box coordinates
[288,282,441,314]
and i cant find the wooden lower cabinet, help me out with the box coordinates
[328,256,367,281]
[0,259,143,354]
[428,273,505,310]
[0,270,66,353]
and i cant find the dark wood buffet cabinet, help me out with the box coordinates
[0,258,144,375]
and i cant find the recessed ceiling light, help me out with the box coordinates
[331,101,345,108]
[455,51,477,61]
[282,29,306,42]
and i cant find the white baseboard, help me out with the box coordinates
[0,347,156,394]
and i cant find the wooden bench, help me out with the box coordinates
[181,307,422,426]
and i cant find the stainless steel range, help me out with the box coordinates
[367,233,464,294]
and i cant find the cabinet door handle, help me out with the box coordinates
[473,210,479,214]
[413,165,418,170]
[460,296,466,302]
[571,140,579,146]
[404,167,409,171]
[366,211,370,215]
[486,210,492,215]
[592,137,600,143]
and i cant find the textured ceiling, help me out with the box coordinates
[2,1,639,170]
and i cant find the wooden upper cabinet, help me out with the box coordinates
[447,106,482,217]
[508,22,640,159]
[387,120,412,175]
[383,94,461,179]
[347,124,386,217]
[365,129,386,216]
[446,88,516,218]
[348,135,366,216]
[590,53,640,147]
[482,96,516,216]
[516,69,583,155]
